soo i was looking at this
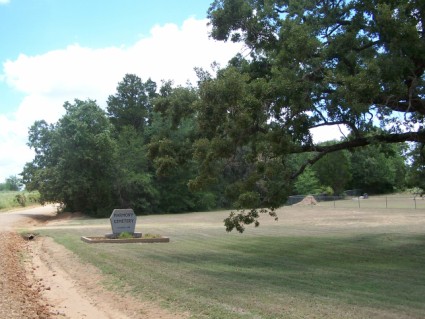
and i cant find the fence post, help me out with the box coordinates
[414,197,417,209]
[358,198,360,208]
[386,197,388,209]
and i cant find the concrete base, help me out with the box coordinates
[81,236,169,244]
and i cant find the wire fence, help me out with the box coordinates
[287,195,425,210]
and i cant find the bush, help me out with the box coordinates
[118,232,134,239]
[14,194,27,207]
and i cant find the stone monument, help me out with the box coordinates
[106,208,141,238]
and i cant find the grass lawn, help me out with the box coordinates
[37,206,425,319]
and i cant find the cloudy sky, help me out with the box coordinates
[0,0,247,182]
[0,0,340,183]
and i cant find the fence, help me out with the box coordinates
[287,195,425,210]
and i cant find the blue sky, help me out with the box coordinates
[0,0,218,114]
[0,0,245,182]
[0,1,214,57]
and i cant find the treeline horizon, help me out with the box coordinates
[18,74,420,217]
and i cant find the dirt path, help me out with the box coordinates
[0,231,52,319]
[0,206,188,319]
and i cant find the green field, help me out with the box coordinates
[0,191,18,210]
[37,206,425,319]
[0,191,40,211]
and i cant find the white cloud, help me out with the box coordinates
[0,0,10,5]
[0,114,32,180]
[0,18,243,182]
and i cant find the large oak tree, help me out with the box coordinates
[192,0,425,231]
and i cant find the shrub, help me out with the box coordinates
[15,194,26,207]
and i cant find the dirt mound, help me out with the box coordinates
[293,195,318,206]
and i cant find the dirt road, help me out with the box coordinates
[0,206,186,319]
[0,206,58,319]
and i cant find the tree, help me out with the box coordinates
[107,74,157,132]
[107,74,160,213]
[22,99,118,216]
[114,126,159,213]
[4,175,22,191]
[294,167,321,195]
[349,143,407,193]
[148,84,218,212]
[312,146,352,195]
[193,0,425,231]
[406,144,425,191]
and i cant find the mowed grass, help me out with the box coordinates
[38,207,425,319]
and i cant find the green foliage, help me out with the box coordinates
[312,147,352,195]
[147,84,223,213]
[192,66,292,217]
[0,193,17,210]
[18,17,417,228]
[21,76,225,216]
[293,142,407,195]
[406,144,425,190]
[0,175,23,191]
[196,0,425,230]
[107,74,157,132]
[321,186,335,196]
[14,193,26,207]
[22,99,117,216]
[349,143,407,193]
[147,113,209,213]
[113,126,158,213]
[154,83,198,129]
[6,175,22,191]
[224,208,278,232]
[294,167,321,195]
[0,191,40,211]
[118,231,133,239]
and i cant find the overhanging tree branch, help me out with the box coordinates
[290,130,425,179]
[299,131,425,153]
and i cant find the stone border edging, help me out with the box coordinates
[81,236,170,244]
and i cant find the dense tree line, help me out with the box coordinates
[294,143,408,195]
[21,76,222,216]
[20,74,419,217]
[21,0,425,231]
